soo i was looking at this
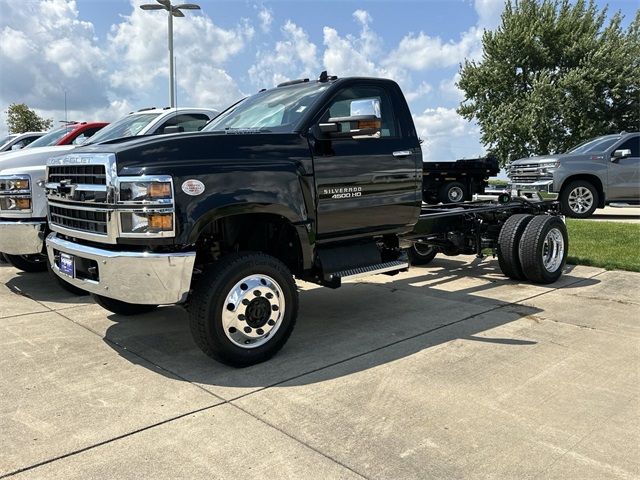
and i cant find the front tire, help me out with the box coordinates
[189,252,298,367]
[560,180,598,218]
[3,253,47,273]
[518,215,568,284]
[93,294,158,316]
[407,243,438,265]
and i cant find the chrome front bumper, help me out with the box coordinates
[46,233,196,305]
[0,220,45,255]
[509,180,559,201]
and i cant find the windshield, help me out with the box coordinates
[27,126,75,148]
[203,83,329,133]
[568,135,620,154]
[0,135,17,148]
[84,113,162,145]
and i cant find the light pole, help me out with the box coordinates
[140,0,201,108]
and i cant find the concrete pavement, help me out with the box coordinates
[1,257,638,479]
[589,206,640,223]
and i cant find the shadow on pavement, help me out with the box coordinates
[89,257,600,392]
[4,271,93,306]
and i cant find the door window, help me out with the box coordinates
[72,127,103,145]
[616,137,640,157]
[159,113,211,133]
[323,86,397,138]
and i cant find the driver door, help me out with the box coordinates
[311,84,421,240]
[608,135,640,201]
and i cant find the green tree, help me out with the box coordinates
[6,103,53,134]
[458,0,640,165]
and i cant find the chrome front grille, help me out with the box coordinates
[48,164,107,185]
[49,204,108,234]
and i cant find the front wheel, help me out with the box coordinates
[189,252,298,367]
[93,294,158,316]
[407,243,438,265]
[560,180,598,218]
[518,215,568,284]
[3,253,47,273]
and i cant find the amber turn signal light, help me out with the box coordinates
[148,213,173,231]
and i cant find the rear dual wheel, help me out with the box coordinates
[407,243,438,266]
[498,214,567,284]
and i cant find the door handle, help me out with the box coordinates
[393,150,412,158]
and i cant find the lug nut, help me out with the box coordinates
[266,293,273,299]
[268,320,275,326]
[242,299,250,305]
[254,290,261,297]
[244,326,252,334]
[272,305,279,311]
[256,329,264,335]
[238,314,246,321]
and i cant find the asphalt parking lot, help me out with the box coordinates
[1,256,638,479]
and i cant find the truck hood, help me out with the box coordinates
[0,145,76,173]
[66,131,308,175]
[510,153,590,166]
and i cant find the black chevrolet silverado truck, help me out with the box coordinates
[44,73,568,366]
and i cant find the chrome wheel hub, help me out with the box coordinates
[448,186,463,202]
[568,187,593,214]
[542,228,564,272]
[222,274,285,349]
[414,243,435,257]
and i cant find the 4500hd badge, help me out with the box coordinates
[322,186,363,199]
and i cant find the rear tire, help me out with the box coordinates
[407,243,438,266]
[3,253,47,273]
[519,215,568,284]
[189,252,298,367]
[439,181,467,203]
[560,180,598,218]
[93,294,158,316]
[497,214,534,280]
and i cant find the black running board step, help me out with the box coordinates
[326,260,409,282]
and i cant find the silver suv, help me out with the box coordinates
[509,132,640,218]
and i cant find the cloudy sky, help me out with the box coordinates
[0,0,635,160]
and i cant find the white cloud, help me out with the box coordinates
[249,20,318,87]
[384,28,482,71]
[439,73,465,102]
[475,0,505,29]
[108,0,253,109]
[257,6,273,33]
[405,81,433,102]
[413,108,483,161]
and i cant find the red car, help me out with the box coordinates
[25,122,109,149]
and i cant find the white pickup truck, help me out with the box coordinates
[0,107,218,279]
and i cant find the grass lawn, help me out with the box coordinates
[567,219,640,272]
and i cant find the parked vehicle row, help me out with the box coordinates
[508,132,640,218]
[0,107,218,276]
[27,73,569,367]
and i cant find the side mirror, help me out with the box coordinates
[11,144,22,150]
[611,149,631,161]
[318,98,381,139]
[163,125,184,135]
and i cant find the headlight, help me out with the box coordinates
[0,197,31,211]
[120,211,174,234]
[0,175,30,192]
[119,181,172,203]
[537,160,560,174]
[0,175,32,212]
